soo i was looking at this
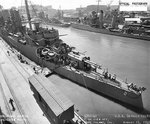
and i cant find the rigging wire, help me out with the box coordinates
[20,0,23,16]
[28,0,37,17]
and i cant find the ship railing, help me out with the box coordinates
[69,66,142,95]
[80,70,132,95]
[90,71,104,80]
[68,66,129,90]
[84,60,101,69]
[92,71,123,88]
[81,71,104,83]
[112,78,142,95]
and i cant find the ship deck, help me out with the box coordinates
[64,66,131,93]
[67,50,130,92]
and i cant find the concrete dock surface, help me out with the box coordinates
[0,38,50,124]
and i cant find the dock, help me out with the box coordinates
[0,37,50,124]
[0,37,87,124]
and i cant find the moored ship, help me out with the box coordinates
[46,18,71,27]
[47,22,70,27]
[71,9,150,41]
[71,22,150,41]
[0,0,146,109]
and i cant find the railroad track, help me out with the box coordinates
[0,69,14,124]
[0,39,31,124]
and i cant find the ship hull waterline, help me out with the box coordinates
[71,23,150,41]
[0,33,143,109]
[45,22,70,27]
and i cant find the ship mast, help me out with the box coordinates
[25,0,32,29]
[96,0,101,13]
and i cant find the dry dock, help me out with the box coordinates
[0,37,50,124]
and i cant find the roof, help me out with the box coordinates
[28,74,74,116]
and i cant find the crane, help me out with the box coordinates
[107,0,114,11]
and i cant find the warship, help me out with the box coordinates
[0,0,146,109]
[71,9,150,41]
[47,18,71,27]
[47,22,70,27]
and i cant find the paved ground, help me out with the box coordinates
[0,38,50,124]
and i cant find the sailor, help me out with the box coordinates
[102,70,105,75]
[65,58,69,65]
[7,51,10,56]
[141,87,146,92]
[109,74,111,79]
[86,64,91,71]
[9,98,15,111]
[64,120,71,124]
[69,63,72,69]
[127,83,131,89]
[114,74,116,80]
[130,83,134,88]
[79,121,83,124]
[62,60,65,65]
[104,71,108,79]
[87,57,90,60]
[33,66,36,72]
[113,74,116,81]
[75,120,78,124]
[133,84,137,90]
[112,74,116,81]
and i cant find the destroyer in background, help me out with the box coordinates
[71,9,150,41]
[0,0,146,110]
[46,18,71,27]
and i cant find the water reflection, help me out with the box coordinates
[46,25,150,122]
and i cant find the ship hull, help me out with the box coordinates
[71,23,150,41]
[46,22,70,27]
[0,32,143,109]
[55,67,143,109]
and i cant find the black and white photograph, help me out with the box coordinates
[0,0,150,123]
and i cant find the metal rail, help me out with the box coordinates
[0,67,14,123]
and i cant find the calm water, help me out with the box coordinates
[45,25,150,122]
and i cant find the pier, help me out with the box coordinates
[0,38,50,124]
